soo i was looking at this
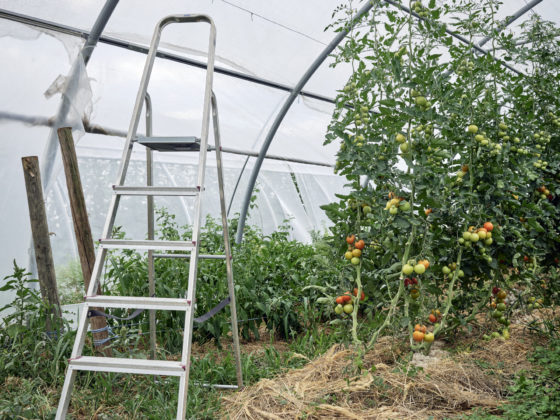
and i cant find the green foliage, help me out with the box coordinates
[102,208,342,351]
[322,0,560,348]
[461,339,560,420]
[0,261,73,385]
[56,259,85,305]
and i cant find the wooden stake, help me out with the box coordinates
[57,127,111,353]
[22,156,62,332]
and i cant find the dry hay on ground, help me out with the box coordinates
[222,311,554,420]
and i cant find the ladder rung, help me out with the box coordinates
[136,136,201,152]
[100,239,195,251]
[69,356,185,376]
[85,295,190,311]
[153,253,228,260]
[113,186,200,196]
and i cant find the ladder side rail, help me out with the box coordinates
[145,92,157,360]
[211,92,243,388]
[178,15,217,420]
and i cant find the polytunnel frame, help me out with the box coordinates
[0,0,546,247]
[234,0,539,243]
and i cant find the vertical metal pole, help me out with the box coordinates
[234,0,375,244]
[211,93,243,388]
[145,93,156,360]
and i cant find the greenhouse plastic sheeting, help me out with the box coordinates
[1,0,560,311]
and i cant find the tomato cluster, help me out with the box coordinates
[412,324,434,343]
[345,234,365,265]
[333,288,366,317]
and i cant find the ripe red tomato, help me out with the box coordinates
[492,286,500,295]
[353,288,365,301]
[428,314,437,323]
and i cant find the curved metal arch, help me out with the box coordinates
[235,0,541,244]
[234,0,376,244]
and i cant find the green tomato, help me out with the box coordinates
[497,303,506,311]
[345,251,353,260]
[334,304,343,315]
[389,207,398,215]
[485,238,493,245]
[363,206,372,214]
[491,332,501,339]
[402,264,414,275]
[492,310,503,319]
[470,232,479,242]
[458,270,465,278]
[467,124,478,134]
[399,142,409,153]
[343,303,354,314]
[400,201,411,212]
[396,133,406,143]
[462,231,471,241]
[415,96,427,106]
[414,264,426,274]
[351,257,360,265]
[442,266,451,275]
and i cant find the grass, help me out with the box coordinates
[0,327,339,419]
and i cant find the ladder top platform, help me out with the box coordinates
[136,136,201,152]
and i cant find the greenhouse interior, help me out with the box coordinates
[0,0,559,418]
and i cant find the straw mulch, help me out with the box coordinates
[222,313,551,419]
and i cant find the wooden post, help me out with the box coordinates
[57,127,111,353]
[21,156,63,332]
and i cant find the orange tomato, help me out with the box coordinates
[428,314,437,323]
[419,259,430,269]
[346,235,355,244]
[413,331,425,342]
[335,296,344,305]
[355,240,365,250]
[483,222,494,232]
[425,208,432,216]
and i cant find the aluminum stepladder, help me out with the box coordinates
[56,14,243,420]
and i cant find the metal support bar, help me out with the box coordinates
[0,111,334,168]
[381,0,523,76]
[81,0,120,65]
[145,93,157,361]
[478,0,543,47]
[234,0,375,244]
[153,253,227,260]
[0,8,336,105]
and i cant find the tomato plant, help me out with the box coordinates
[322,0,560,350]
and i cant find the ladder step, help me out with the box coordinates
[85,295,190,311]
[136,136,201,152]
[69,356,185,376]
[100,239,195,251]
[113,186,200,196]
[153,253,228,260]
